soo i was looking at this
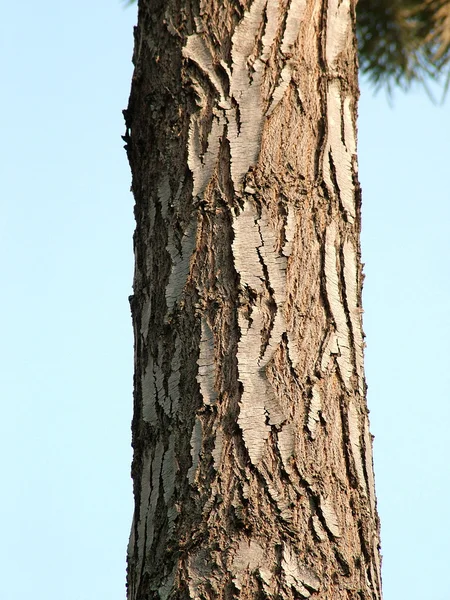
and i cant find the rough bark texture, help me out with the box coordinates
[124,0,382,598]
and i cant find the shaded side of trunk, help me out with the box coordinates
[125,0,382,598]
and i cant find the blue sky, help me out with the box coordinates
[360,86,450,598]
[1,2,449,599]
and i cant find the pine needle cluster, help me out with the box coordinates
[357,0,450,91]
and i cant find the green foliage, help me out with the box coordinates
[357,0,450,91]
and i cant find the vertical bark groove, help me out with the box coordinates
[125,0,382,598]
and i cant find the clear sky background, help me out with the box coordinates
[1,2,449,599]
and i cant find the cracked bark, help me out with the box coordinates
[125,0,382,599]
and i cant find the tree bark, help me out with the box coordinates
[124,0,382,598]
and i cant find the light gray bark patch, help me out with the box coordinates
[307,384,322,439]
[319,496,341,539]
[186,1,299,194]
[282,543,320,596]
[154,349,165,413]
[257,207,288,367]
[343,240,365,395]
[363,415,376,516]
[283,206,296,258]
[323,82,356,223]
[278,422,295,467]
[127,514,135,560]
[258,564,274,594]
[369,560,383,600]
[232,538,267,591]
[232,201,265,292]
[267,0,306,115]
[212,426,223,470]
[265,392,286,427]
[158,175,171,221]
[187,548,214,598]
[320,330,339,372]
[132,452,151,599]
[162,433,177,504]
[284,208,303,371]
[164,9,181,38]
[165,220,197,315]
[287,332,300,370]
[266,481,293,522]
[312,514,327,542]
[232,200,290,464]
[281,0,306,54]
[196,318,218,405]
[343,95,356,156]
[140,294,152,340]
[157,565,176,600]
[158,174,185,223]
[183,34,226,100]
[188,416,203,484]
[260,0,279,63]
[229,0,266,188]
[326,0,351,67]
[142,359,158,426]
[194,15,205,34]
[188,113,225,199]
[132,443,164,600]
[267,63,293,116]
[324,223,353,389]
[372,537,383,600]
[167,335,182,416]
[167,504,178,538]
[237,310,271,464]
[348,399,367,495]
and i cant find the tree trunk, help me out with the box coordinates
[124,1,382,598]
